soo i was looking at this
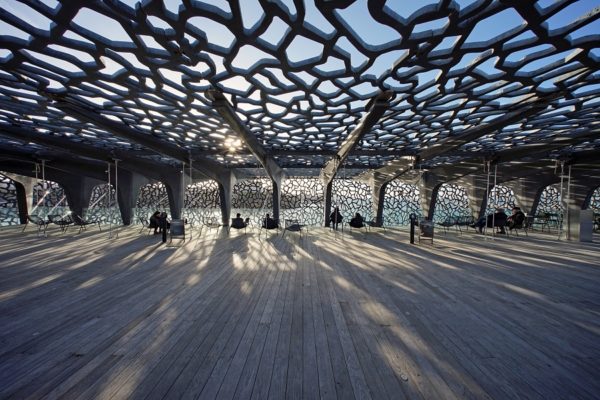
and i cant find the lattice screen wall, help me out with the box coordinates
[0,174,18,226]
[433,184,471,223]
[383,181,420,226]
[86,184,122,225]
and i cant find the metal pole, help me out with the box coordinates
[110,159,119,239]
[492,163,497,236]
[107,161,112,238]
[558,161,565,240]
[484,161,490,239]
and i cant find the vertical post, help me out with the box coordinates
[107,161,112,238]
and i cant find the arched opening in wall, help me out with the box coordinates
[485,185,516,215]
[86,184,122,225]
[433,184,471,223]
[383,181,420,226]
[232,178,272,226]
[134,182,170,223]
[587,186,600,212]
[537,185,563,215]
[32,179,69,219]
[332,178,372,223]
[0,173,19,226]
[282,177,324,226]
[183,180,220,225]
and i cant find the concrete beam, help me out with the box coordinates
[320,91,393,186]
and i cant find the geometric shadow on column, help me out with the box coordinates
[433,183,471,223]
[383,181,420,226]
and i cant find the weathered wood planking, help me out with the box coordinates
[0,226,598,399]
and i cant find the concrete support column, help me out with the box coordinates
[271,174,283,222]
[162,172,184,220]
[371,177,387,227]
[116,170,150,225]
[218,172,236,226]
[420,172,443,220]
[61,176,104,218]
[3,173,36,224]
[323,181,333,227]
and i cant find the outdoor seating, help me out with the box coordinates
[203,216,222,234]
[139,217,153,234]
[418,219,434,244]
[283,219,306,237]
[167,219,185,246]
[229,218,249,235]
[22,215,50,235]
[48,214,74,232]
[260,217,280,239]
[73,214,101,233]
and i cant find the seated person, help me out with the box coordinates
[149,210,160,234]
[507,207,525,230]
[231,213,250,229]
[262,213,278,229]
[349,212,364,228]
[329,206,343,230]
[472,208,507,234]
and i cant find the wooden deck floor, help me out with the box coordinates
[0,225,599,399]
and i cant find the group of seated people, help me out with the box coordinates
[329,206,365,230]
[471,206,525,234]
[148,210,170,234]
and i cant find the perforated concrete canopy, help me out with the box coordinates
[0,0,599,178]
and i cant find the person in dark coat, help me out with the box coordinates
[149,210,160,234]
[329,206,343,230]
[507,207,525,230]
[231,213,250,229]
[262,213,278,229]
[349,212,364,228]
[472,208,507,234]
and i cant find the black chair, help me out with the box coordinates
[365,219,385,232]
[22,215,50,235]
[229,218,249,235]
[348,218,367,233]
[168,219,185,246]
[203,216,222,234]
[283,219,306,237]
[139,217,153,234]
[455,215,475,233]
[260,217,280,239]
[436,217,456,234]
[48,214,74,233]
[73,214,101,233]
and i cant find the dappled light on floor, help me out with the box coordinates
[0,226,598,399]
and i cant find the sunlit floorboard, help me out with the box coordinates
[0,225,599,399]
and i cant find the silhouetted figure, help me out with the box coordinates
[262,213,278,229]
[330,206,343,230]
[472,208,507,234]
[507,207,525,230]
[349,212,364,228]
[231,213,250,229]
[149,210,160,234]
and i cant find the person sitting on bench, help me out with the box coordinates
[262,213,278,229]
[507,207,525,231]
[329,206,343,230]
[349,212,364,228]
[231,213,250,229]
[471,208,507,234]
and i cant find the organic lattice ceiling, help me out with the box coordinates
[0,0,599,173]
